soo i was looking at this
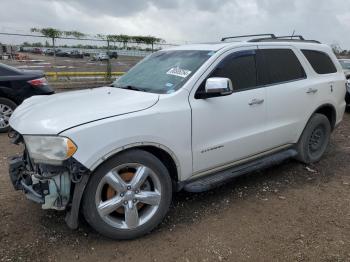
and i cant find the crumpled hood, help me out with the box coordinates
[10,87,159,135]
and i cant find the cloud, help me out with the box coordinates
[0,0,349,48]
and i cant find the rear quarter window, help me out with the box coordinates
[258,49,306,85]
[301,50,337,74]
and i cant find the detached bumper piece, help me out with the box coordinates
[9,156,46,204]
[9,156,25,190]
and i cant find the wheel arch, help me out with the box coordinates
[90,142,181,183]
[67,142,181,230]
[0,87,18,105]
[295,103,337,145]
[313,103,337,130]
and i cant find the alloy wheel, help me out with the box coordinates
[95,163,162,230]
[0,103,13,129]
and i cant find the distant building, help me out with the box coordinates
[0,43,17,59]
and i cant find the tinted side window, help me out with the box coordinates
[210,50,257,90]
[258,49,306,85]
[301,50,337,74]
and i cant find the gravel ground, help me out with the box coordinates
[0,112,350,262]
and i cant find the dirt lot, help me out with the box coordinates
[0,112,350,262]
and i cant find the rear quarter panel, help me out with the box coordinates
[294,44,346,140]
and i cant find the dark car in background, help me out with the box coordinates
[107,51,118,59]
[32,48,43,54]
[44,49,63,56]
[0,63,54,132]
[69,50,84,59]
[56,50,71,57]
[339,59,350,105]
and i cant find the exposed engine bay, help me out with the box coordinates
[9,154,86,210]
[8,131,88,211]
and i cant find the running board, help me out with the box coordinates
[183,149,297,193]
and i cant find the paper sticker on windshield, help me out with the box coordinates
[166,67,191,78]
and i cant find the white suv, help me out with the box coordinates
[93,52,109,61]
[8,34,346,239]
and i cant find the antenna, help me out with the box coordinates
[291,30,295,39]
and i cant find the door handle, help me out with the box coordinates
[248,98,264,106]
[306,88,318,94]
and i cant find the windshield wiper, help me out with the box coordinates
[118,85,147,92]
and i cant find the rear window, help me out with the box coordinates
[301,50,337,74]
[258,49,306,85]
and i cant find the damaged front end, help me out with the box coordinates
[8,131,90,228]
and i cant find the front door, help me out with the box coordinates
[190,48,269,174]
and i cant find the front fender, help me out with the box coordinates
[60,99,193,181]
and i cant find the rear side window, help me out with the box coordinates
[210,50,257,90]
[301,50,337,74]
[258,49,306,85]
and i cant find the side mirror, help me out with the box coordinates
[195,77,233,99]
[205,77,233,95]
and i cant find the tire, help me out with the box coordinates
[0,97,17,133]
[82,149,173,240]
[296,113,331,164]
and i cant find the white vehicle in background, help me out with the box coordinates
[339,59,350,105]
[339,59,350,76]
[92,52,109,61]
[8,34,346,240]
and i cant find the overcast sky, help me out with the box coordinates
[0,0,350,48]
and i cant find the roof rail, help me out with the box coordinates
[275,35,305,40]
[221,34,321,44]
[249,36,321,44]
[221,34,276,42]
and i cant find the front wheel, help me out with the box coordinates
[296,113,331,164]
[82,149,172,240]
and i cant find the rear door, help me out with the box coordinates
[257,46,315,147]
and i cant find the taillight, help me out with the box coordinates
[27,77,48,87]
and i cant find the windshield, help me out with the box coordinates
[113,50,213,94]
[339,60,350,70]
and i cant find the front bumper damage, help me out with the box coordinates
[8,131,90,229]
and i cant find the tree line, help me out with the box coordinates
[331,43,350,57]
[21,41,160,52]
[30,27,165,56]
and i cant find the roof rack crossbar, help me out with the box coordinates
[221,34,276,42]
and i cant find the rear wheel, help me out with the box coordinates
[0,98,17,133]
[82,149,172,240]
[296,113,331,164]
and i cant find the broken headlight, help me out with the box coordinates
[24,136,77,165]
